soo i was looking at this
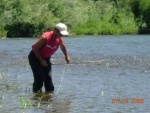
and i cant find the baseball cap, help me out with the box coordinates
[56,23,69,35]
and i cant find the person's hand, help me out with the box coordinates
[65,55,70,64]
[40,60,48,67]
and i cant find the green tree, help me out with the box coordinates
[0,0,149,37]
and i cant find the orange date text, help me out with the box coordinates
[112,98,144,104]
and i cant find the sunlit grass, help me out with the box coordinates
[0,103,2,108]
[20,97,32,109]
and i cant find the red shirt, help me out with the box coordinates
[32,31,62,58]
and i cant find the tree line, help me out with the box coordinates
[0,0,150,37]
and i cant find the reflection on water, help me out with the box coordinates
[0,35,150,113]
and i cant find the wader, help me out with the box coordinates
[28,51,54,92]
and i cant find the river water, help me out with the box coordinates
[0,35,150,113]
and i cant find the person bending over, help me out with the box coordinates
[28,23,70,93]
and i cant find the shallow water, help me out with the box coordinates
[0,35,150,113]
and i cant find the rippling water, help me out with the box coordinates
[0,35,150,113]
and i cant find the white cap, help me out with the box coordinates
[56,23,69,35]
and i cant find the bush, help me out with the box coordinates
[0,0,149,37]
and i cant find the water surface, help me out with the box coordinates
[0,35,150,113]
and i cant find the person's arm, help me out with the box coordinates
[32,35,48,67]
[60,39,70,64]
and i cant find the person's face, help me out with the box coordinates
[55,30,62,38]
